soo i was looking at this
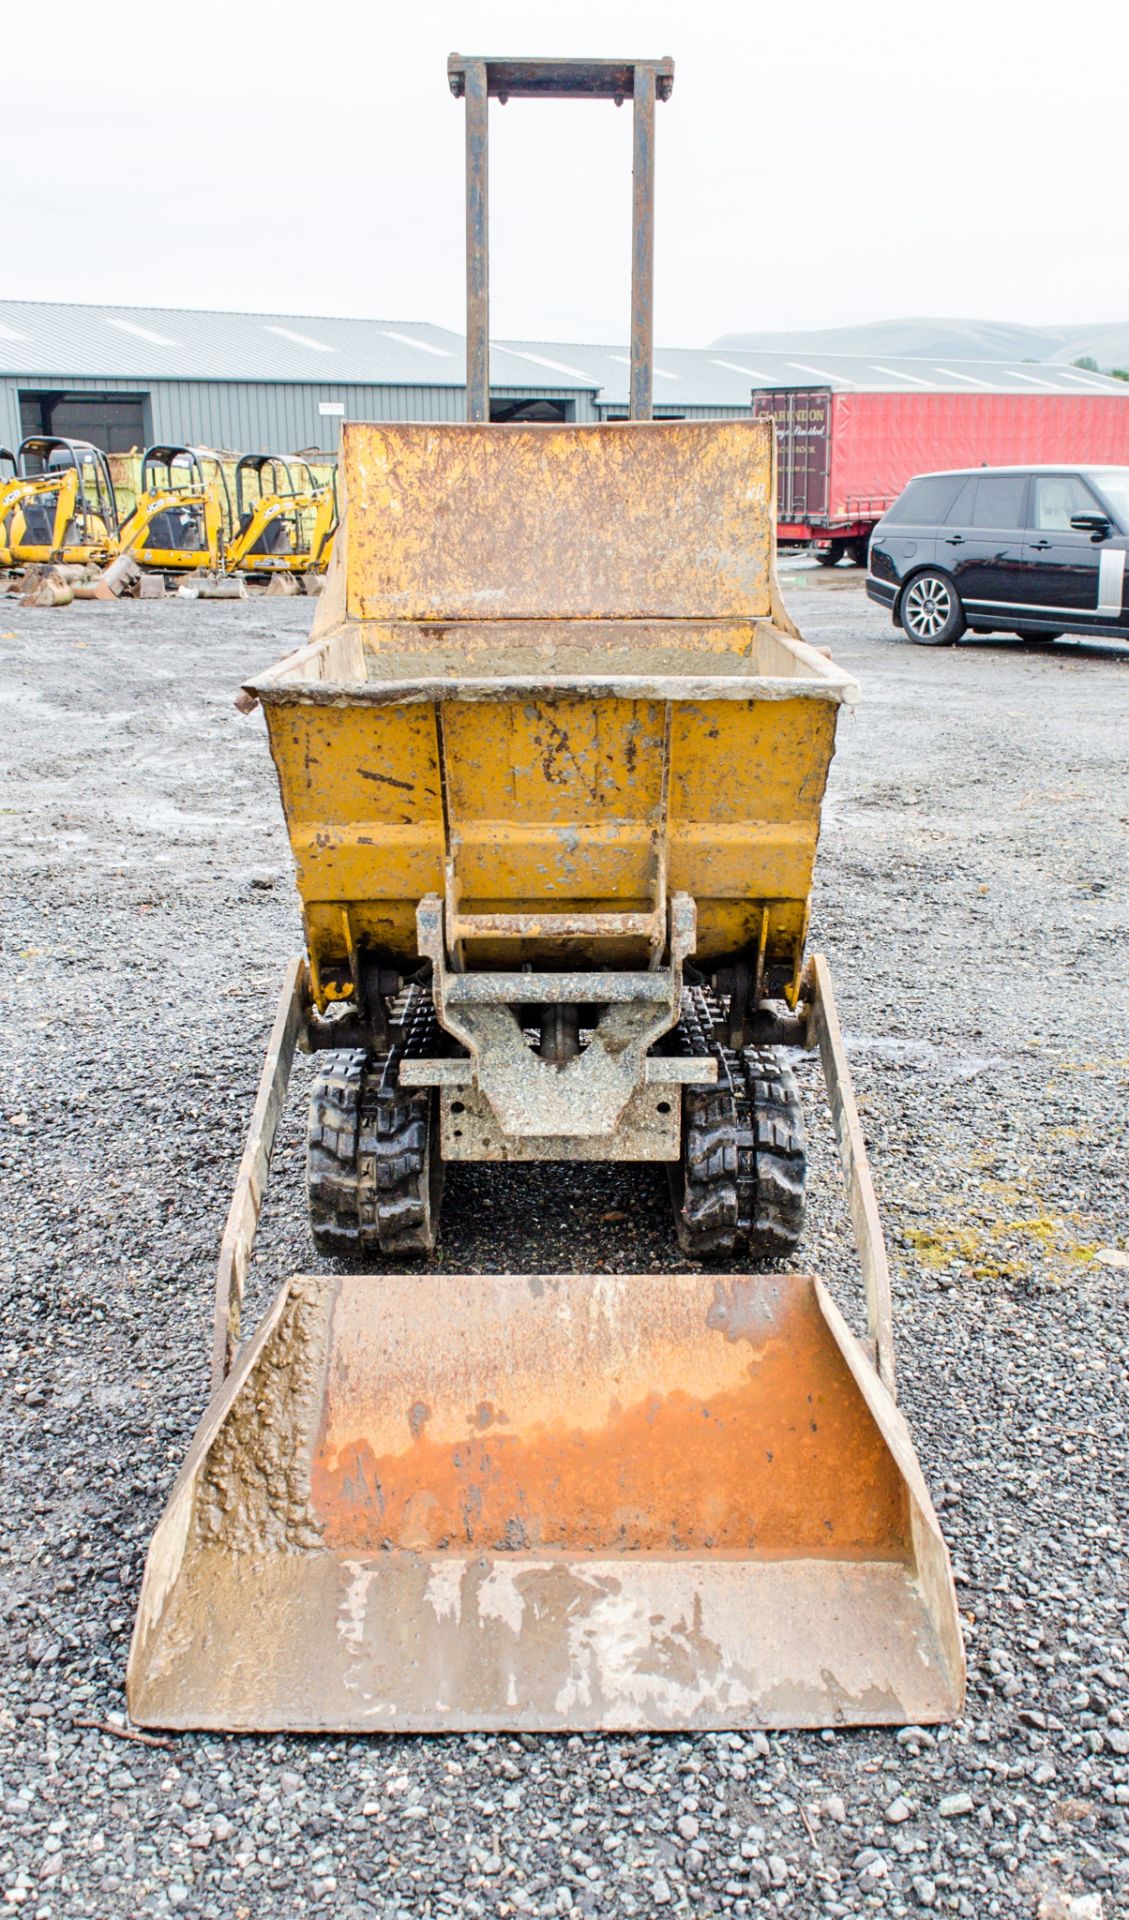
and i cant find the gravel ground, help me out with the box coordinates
[0,574,1127,1920]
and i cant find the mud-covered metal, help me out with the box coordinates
[413,891,711,1150]
[338,418,777,623]
[244,420,856,1003]
[128,1266,964,1732]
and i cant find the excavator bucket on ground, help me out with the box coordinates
[128,55,964,1734]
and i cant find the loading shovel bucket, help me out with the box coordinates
[127,960,965,1733]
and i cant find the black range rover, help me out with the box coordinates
[867,465,1129,645]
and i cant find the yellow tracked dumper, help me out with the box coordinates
[129,56,964,1733]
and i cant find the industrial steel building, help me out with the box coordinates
[2,299,1127,456]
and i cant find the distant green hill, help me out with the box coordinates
[712,317,1129,371]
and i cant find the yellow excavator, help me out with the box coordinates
[117,445,232,574]
[0,447,18,565]
[225,454,337,579]
[129,56,964,1735]
[4,436,121,566]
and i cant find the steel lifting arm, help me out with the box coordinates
[307,485,336,567]
[803,953,896,1394]
[209,954,898,1396]
[225,489,329,572]
[5,468,79,562]
[447,55,673,423]
[210,957,307,1388]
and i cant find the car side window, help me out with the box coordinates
[1032,473,1102,531]
[945,477,977,524]
[885,474,964,524]
[968,476,1027,529]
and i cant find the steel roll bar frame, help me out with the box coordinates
[447,55,674,424]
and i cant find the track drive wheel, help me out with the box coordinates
[307,1048,443,1256]
[672,1043,806,1262]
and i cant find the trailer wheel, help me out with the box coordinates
[307,1048,443,1256]
[817,540,847,569]
[1015,628,1063,644]
[899,570,966,645]
[848,538,870,567]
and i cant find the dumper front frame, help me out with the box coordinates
[125,949,965,1733]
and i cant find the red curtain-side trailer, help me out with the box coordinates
[752,387,1129,559]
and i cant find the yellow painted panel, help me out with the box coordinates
[342,420,774,622]
[442,697,665,826]
[289,824,444,902]
[453,823,655,905]
[667,702,830,943]
[670,699,836,822]
[669,821,820,902]
[267,704,442,830]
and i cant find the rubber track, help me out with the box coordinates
[741,1045,806,1258]
[673,988,806,1260]
[306,987,444,1256]
[358,1064,437,1255]
[307,1050,367,1255]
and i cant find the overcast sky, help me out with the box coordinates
[8,0,1126,345]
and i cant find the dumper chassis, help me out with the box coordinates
[306,977,807,1261]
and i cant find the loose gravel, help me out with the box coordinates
[0,577,1126,1919]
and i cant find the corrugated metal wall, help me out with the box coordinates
[0,376,601,452]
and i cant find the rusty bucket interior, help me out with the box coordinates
[128,1267,964,1731]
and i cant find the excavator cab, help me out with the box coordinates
[8,436,120,565]
[225,453,337,577]
[118,446,232,572]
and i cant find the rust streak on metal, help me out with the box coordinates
[309,1275,910,1556]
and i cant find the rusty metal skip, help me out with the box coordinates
[127,56,965,1733]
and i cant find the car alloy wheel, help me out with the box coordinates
[901,572,964,645]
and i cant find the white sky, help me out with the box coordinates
[7,0,1126,344]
